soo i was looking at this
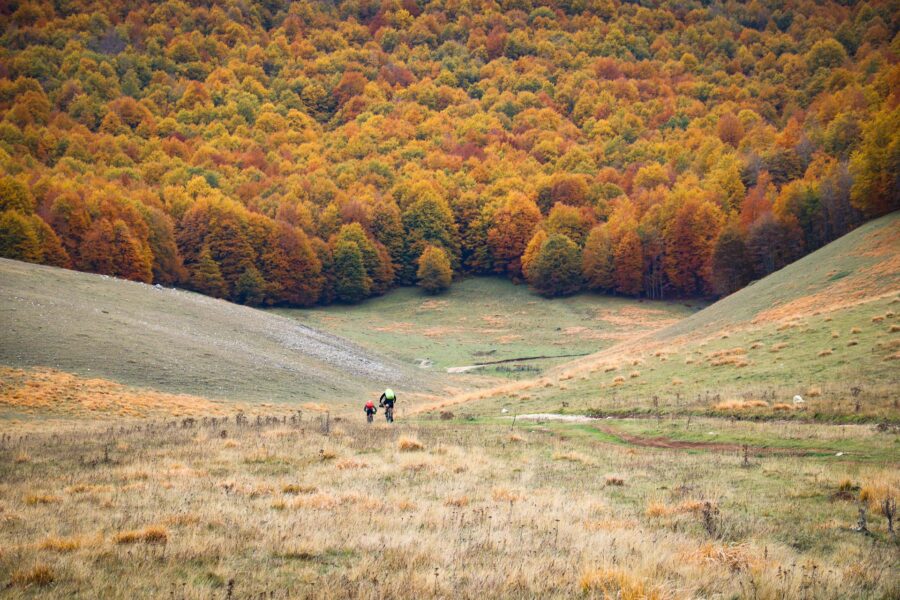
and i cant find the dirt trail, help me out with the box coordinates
[446,352,590,373]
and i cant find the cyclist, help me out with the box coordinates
[364,400,377,423]
[378,389,396,423]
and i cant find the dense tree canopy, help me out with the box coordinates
[0,0,896,302]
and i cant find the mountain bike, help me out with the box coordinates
[384,405,394,423]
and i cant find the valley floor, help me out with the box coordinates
[1,412,897,599]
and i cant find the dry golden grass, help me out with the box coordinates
[713,400,769,411]
[851,327,862,334]
[0,367,231,417]
[686,542,757,572]
[645,499,707,518]
[807,386,822,397]
[772,403,795,411]
[397,436,424,451]
[24,493,59,505]
[770,342,789,353]
[818,349,834,357]
[38,535,91,552]
[491,487,523,502]
[629,370,641,378]
[859,480,900,512]
[2,414,897,598]
[114,526,168,545]
[444,495,469,508]
[579,567,663,599]
[11,564,55,587]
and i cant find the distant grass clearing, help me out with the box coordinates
[277,278,701,376]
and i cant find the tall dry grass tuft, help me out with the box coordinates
[713,400,768,411]
[579,567,663,599]
[397,436,425,452]
[115,526,168,544]
[25,493,60,505]
[39,535,88,552]
[11,564,55,587]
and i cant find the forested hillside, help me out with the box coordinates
[0,0,897,305]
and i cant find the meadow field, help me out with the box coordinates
[282,277,700,376]
[1,412,897,599]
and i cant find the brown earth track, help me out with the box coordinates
[594,424,829,456]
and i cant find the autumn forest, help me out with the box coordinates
[0,0,897,305]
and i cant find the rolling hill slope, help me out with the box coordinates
[443,212,900,420]
[0,259,438,409]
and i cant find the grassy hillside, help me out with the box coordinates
[0,259,440,411]
[281,278,700,375]
[442,213,900,421]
